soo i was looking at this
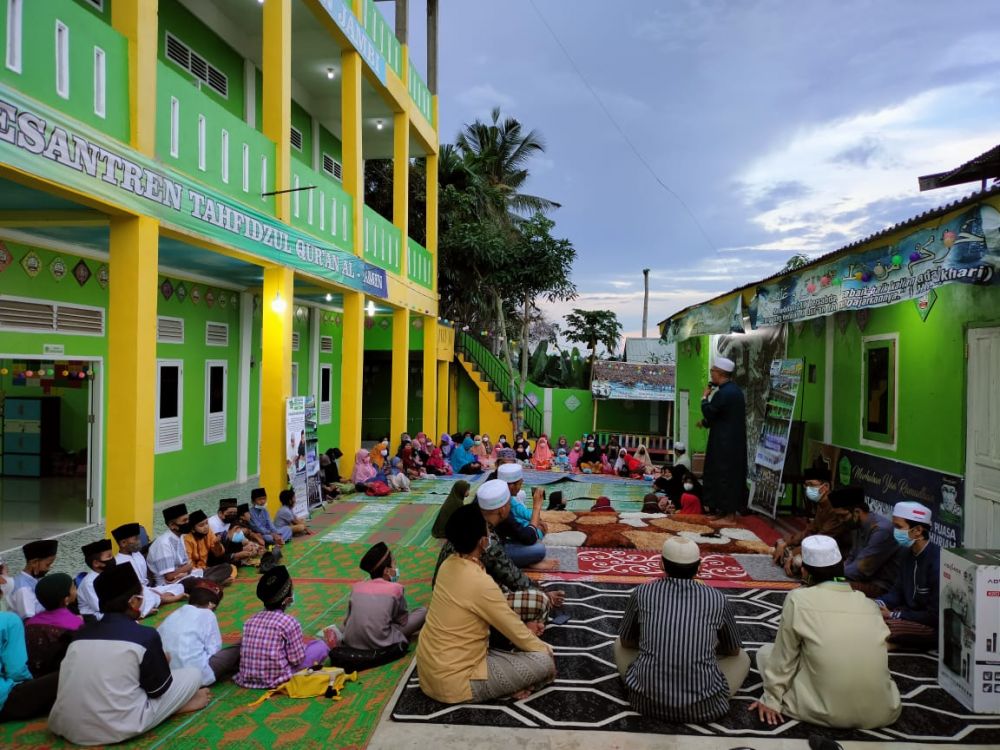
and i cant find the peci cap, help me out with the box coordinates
[893,501,932,524]
[476,479,511,511]
[712,356,735,373]
[801,535,842,567]
[661,537,700,565]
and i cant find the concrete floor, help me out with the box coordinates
[0,475,89,552]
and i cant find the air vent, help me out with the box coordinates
[322,153,343,180]
[0,297,103,335]
[291,331,300,351]
[205,321,229,347]
[290,126,303,151]
[157,420,181,451]
[320,335,333,353]
[320,401,331,423]
[157,316,184,344]
[164,32,228,98]
[56,305,104,334]
[206,412,225,443]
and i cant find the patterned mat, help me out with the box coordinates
[390,581,1000,744]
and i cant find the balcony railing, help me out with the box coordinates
[0,0,130,143]
[363,207,402,274]
[362,0,402,78]
[408,66,434,126]
[289,161,354,254]
[407,238,433,289]
[156,62,276,213]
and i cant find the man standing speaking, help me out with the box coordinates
[700,357,746,523]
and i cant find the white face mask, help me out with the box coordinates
[381,450,388,457]
[389,565,400,583]
[805,486,822,502]
[683,482,694,492]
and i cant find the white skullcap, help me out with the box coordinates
[713,356,735,373]
[476,479,511,511]
[497,463,523,483]
[801,535,842,567]
[893,501,932,524]
[661,537,700,565]
[673,442,686,451]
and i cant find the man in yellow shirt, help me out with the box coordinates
[183,511,237,586]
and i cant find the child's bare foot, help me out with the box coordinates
[527,559,559,571]
[511,689,533,701]
[177,688,211,714]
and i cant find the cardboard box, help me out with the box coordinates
[939,548,1000,714]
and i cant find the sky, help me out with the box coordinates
[403,0,1000,345]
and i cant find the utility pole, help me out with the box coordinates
[641,268,650,337]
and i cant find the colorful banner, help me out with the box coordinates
[662,294,743,343]
[591,360,675,401]
[303,396,323,510]
[0,84,388,298]
[814,443,964,548]
[749,204,1000,327]
[286,397,310,519]
[748,359,804,518]
[315,0,387,84]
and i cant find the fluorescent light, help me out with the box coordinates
[325,293,333,302]
[326,68,335,80]
[271,292,286,313]
[375,119,383,130]
[366,300,376,317]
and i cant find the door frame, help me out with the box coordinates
[0,353,104,526]
[964,324,1000,546]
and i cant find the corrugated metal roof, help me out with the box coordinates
[919,144,1000,191]
[657,184,1000,328]
[624,337,676,363]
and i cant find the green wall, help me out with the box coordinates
[363,314,427,350]
[675,338,711,454]
[455,367,479,435]
[0,376,90,453]
[291,101,312,167]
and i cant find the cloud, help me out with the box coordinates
[455,84,516,112]
[830,137,891,168]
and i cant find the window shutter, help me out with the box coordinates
[205,321,229,347]
[157,316,184,343]
[290,126,303,151]
[320,335,333,353]
[291,331,300,351]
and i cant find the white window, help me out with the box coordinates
[290,361,299,396]
[319,364,332,424]
[197,115,206,171]
[204,360,227,445]
[220,129,229,183]
[157,316,184,344]
[155,360,183,453]
[6,0,23,74]
[169,97,179,158]
[260,155,267,200]
[55,21,69,99]
[164,32,228,98]
[290,126,303,151]
[93,47,106,118]
[241,143,250,192]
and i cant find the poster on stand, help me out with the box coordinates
[303,396,323,510]
[286,396,310,518]
[748,359,804,518]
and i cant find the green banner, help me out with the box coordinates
[0,84,388,297]
[662,294,743,343]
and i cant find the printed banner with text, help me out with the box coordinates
[747,359,804,518]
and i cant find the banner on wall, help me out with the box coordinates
[749,204,1000,328]
[0,83,389,298]
[303,396,323,510]
[286,397,310,519]
[747,359,804,518]
[591,360,675,401]
[813,443,964,548]
[662,294,744,343]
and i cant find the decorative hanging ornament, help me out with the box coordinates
[891,254,902,267]
[61,370,69,377]
[190,286,201,305]
[160,279,174,300]
[49,257,67,281]
[0,368,7,375]
[21,250,42,278]
[175,282,188,303]
[205,290,215,308]
[73,259,91,286]
[0,240,11,273]
[219,292,227,309]
[24,370,33,377]
[97,264,109,289]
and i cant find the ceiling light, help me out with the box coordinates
[271,292,286,313]
[326,68,335,80]
[366,300,376,317]
[325,293,332,302]
[375,119,383,130]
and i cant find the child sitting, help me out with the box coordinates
[553,448,570,470]
[249,488,292,546]
[158,580,240,686]
[235,566,328,689]
[24,573,83,677]
[274,490,313,537]
[332,542,425,657]
[590,496,616,513]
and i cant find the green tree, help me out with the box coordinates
[563,309,623,384]
[782,253,810,272]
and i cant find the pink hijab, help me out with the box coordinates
[351,449,377,484]
[533,436,554,464]
[568,441,583,468]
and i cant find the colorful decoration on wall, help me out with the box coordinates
[160,278,174,300]
[49,256,67,281]
[334,315,342,326]
[855,308,871,332]
[379,318,390,329]
[295,306,307,321]
[205,289,215,308]
[364,317,375,329]
[3,361,93,392]
[564,395,581,412]
[231,293,238,308]
[73,259,91,286]
[190,286,201,305]
[97,264,109,289]
[836,311,851,333]
[175,282,187,303]
[0,241,11,273]
[915,288,938,322]
[412,318,423,330]
[21,250,41,277]
[219,292,227,309]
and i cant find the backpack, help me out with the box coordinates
[247,666,358,706]
[365,481,391,497]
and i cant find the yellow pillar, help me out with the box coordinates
[260,266,294,512]
[448,366,458,434]
[263,0,292,221]
[390,307,410,442]
[394,110,410,279]
[425,151,438,292]
[342,50,364,249]
[339,292,365,462]
[352,0,364,18]
[422,316,437,435]
[105,216,158,535]
[436,360,449,439]
[112,0,157,155]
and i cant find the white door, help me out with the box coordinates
[965,327,1000,547]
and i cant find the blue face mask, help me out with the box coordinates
[805,486,822,502]
[389,566,400,583]
[893,528,915,548]
[232,530,246,544]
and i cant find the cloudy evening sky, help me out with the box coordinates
[403,0,1000,343]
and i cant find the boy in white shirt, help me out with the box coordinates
[157,580,239,686]
[77,538,116,622]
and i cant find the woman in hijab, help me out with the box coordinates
[616,448,643,478]
[449,437,482,475]
[578,439,602,473]
[440,433,455,459]
[431,480,471,538]
[589,496,616,513]
[635,444,655,475]
[481,433,494,458]
[426,445,452,475]
[402,444,427,479]
[513,433,532,462]
[414,432,431,462]
[555,436,570,454]
[532,436,554,471]
[371,438,390,470]
[470,435,488,465]
[351,449,379,490]
[324,447,343,483]
[396,433,412,459]
[567,441,583,470]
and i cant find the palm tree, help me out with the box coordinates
[563,309,623,385]
[456,107,560,219]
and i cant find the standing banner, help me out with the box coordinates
[286,397,310,518]
[748,359,804,518]
[303,396,323,510]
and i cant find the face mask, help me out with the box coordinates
[389,566,400,583]
[176,522,192,534]
[894,528,915,548]
[232,530,246,544]
[805,486,821,502]
[474,440,482,445]
[683,482,694,492]
[381,450,388,457]
[0,576,12,601]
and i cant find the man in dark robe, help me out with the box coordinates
[700,356,747,522]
